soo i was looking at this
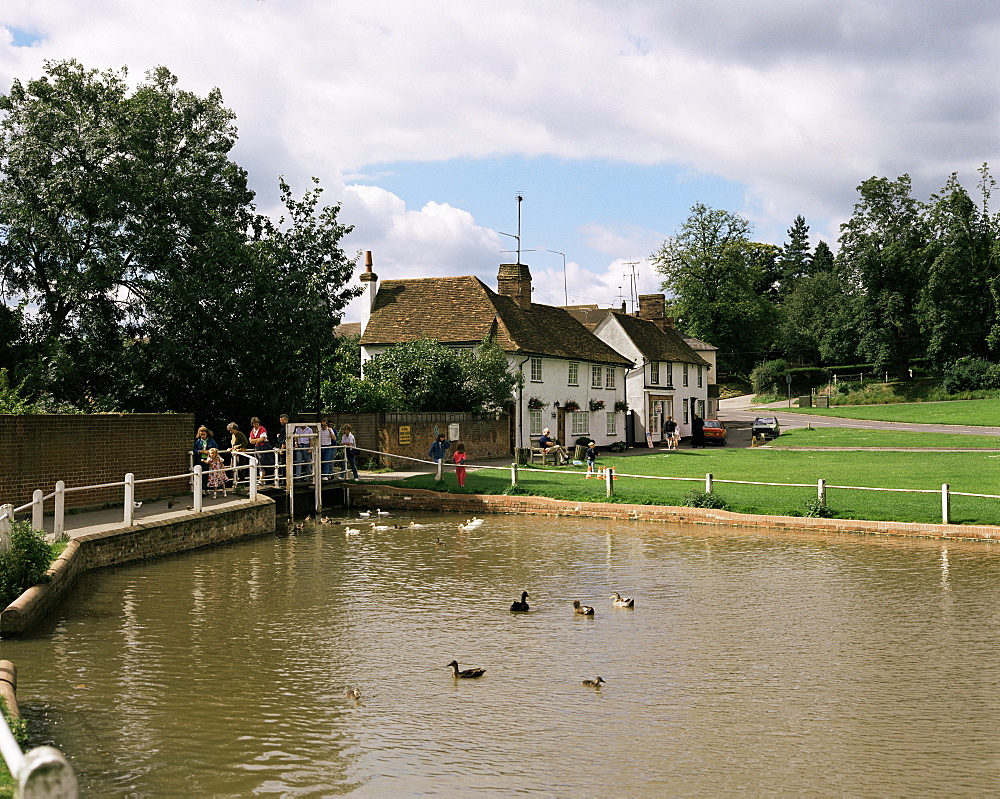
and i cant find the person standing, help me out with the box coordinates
[429,433,451,464]
[453,442,467,487]
[584,441,598,479]
[274,413,290,486]
[320,420,336,480]
[664,416,677,450]
[692,414,705,448]
[340,423,360,480]
[248,417,271,482]
[293,421,312,480]
[192,426,218,493]
[226,422,249,487]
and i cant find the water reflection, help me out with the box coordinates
[2,514,999,795]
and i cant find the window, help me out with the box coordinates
[697,365,703,388]
[697,399,705,417]
[649,361,659,385]
[683,362,689,387]
[529,409,543,437]
[665,363,673,388]
[568,361,579,386]
[571,411,589,437]
[683,402,689,424]
[606,411,617,436]
[591,365,602,388]
[605,367,615,389]
[530,357,542,382]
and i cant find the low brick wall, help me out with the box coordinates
[347,484,1000,544]
[1,498,276,638]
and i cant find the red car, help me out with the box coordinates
[702,419,728,445]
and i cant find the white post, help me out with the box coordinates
[313,431,322,514]
[705,473,713,493]
[18,746,79,798]
[124,473,135,526]
[54,481,65,540]
[818,478,826,505]
[193,466,203,513]
[942,483,950,525]
[0,504,11,553]
[605,467,614,497]
[249,456,258,501]
[511,462,518,487]
[436,459,443,482]
[32,489,43,532]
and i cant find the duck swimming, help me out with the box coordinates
[510,591,530,612]
[358,511,372,518]
[345,687,361,701]
[573,600,595,615]
[447,660,486,678]
[344,527,361,536]
[582,676,606,688]
[370,523,391,531]
[610,592,635,607]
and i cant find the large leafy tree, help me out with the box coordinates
[0,59,358,420]
[651,203,778,374]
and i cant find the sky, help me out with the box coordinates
[2,0,999,322]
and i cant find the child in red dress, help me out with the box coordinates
[453,442,467,488]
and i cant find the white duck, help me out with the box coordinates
[344,527,361,536]
[610,591,635,608]
[370,522,391,531]
[376,509,390,516]
[358,510,372,518]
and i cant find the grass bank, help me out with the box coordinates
[385,449,1000,526]
[783,398,1000,425]
[773,427,1000,448]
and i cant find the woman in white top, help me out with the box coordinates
[319,420,336,479]
[340,424,359,480]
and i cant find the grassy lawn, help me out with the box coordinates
[772,426,1000,448]
[386,448,1000,526]
[782,397,1000,425]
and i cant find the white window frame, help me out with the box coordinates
[649,361,659,385]
[683,402,689,424]
[697,365,703,388]
[605,367,615,389]
[530,357,542,382]
[568,361,579,386]
[529,409,543,437]
[683,362,689,387]
[591,365,602,389]
[606,411,617,436]
[698,399,705,417]
[665,362,673,388]
[571,411,589,437]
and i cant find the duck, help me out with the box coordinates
[408,522,426,529]
[447,660,486,679]
[434,537,442,546]
[345,687,361,701]
[376,509,390,516]
[465,517,483,528]
[344,527,361,536]
[458,521,475,531]
[510,591,530,612]
[358,510,372,518]
[370,523,391,531]
[582,676,606,688]
[573,600,595,615]
[319,516,335,525]
[610,592,635,608]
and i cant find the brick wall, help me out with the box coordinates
[378,412,510,467]
[0,413,195,509]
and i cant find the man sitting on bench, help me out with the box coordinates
[539,428,570,465]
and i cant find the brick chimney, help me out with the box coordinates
[638,293,671,331]
[359,250,378,334]
[497,263,532,309]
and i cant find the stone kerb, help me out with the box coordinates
[347,485,1000,544]
[1,498,276,638]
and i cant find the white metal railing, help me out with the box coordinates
[1,457,261,545]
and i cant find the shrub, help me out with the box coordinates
[682,490,730,510]
[0,697,27,747]
[940,357,1000,394]
[750,358,790,395]
[802,498,835,518]
[0,521,52,608]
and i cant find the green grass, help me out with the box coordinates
[773,426,1000,448]
[382,449,1000,526]
[783,397,1000,425]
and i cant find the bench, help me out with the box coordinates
[530,448,553,465]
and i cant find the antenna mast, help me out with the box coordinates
[516,193,523,265]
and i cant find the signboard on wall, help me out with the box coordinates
[448,423,460,441]
[398,425,411,445]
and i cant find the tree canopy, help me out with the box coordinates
[0,59,359,423]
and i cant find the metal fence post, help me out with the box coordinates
[605,467,614,497]
[818,478,826,505]
[193,466,203,513]
[124,473,135,526]
[54,481,65,540]
[511,462,518,487]
[705,473,713,493]
[32,490,44,531]
[942,483,950,525]
[249,456,258,501]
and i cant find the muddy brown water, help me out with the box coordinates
[2,512,999,795]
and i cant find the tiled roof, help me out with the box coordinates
[361,276,632,366]
[606,311,709,366]
[335,322,362,337]
[681,334,719,352]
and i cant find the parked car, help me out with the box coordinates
[702,419,727,445]
[752,416,781,439]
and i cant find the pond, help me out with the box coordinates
[3,512,999,795]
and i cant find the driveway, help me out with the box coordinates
[718,394,1000,439]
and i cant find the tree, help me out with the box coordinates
[811,240,835,274]
[651,203,778,374]
[838,175,927,377]
[777,215,811,296]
